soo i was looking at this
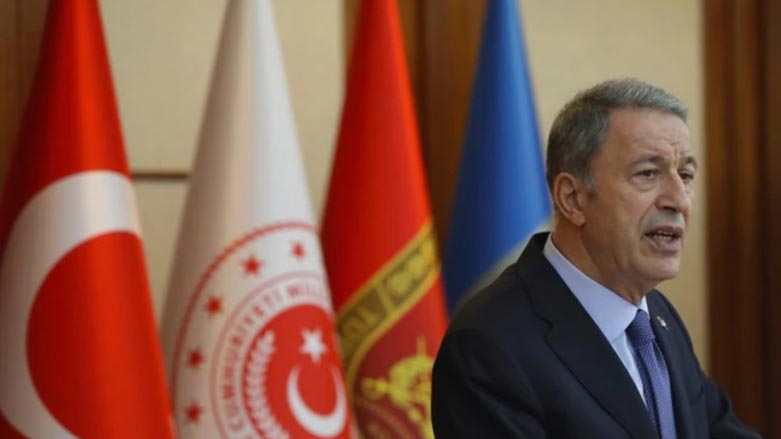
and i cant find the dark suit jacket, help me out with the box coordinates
[432,233,760,438]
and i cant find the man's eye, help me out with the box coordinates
[637,169,658,178]
[679,170,695,182]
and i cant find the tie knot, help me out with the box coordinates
[626,309,655,346]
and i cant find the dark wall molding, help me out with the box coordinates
[0,0,47,188]
[705,0,781,436]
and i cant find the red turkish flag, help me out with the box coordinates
[0,1,174,438]
[321,0,449,437]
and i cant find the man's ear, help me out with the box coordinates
[552,173,588,227]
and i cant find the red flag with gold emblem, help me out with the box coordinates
[0,0,174,438]
[321,0,449,437]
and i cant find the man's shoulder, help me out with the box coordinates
[450,262,531,324]
[446,255,553,347]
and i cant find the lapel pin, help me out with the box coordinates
[656,315,668,330]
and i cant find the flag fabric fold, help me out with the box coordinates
[162,1,353,438]
[443,0,551,313]
[321,0,449,437]
[0,1,175,438]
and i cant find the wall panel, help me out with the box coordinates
[0,0,20,184]
[706,0,781,435]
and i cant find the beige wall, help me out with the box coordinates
[99,0,344,318]
[102,0,705,362]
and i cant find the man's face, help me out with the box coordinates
[580,108,696,293]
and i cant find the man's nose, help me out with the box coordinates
[658,173,692,214]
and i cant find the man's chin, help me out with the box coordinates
[647,262,681,284]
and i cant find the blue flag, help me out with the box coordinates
[443,0,551,313]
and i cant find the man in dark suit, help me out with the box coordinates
[432,79,761,438]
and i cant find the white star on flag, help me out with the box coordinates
[300,329,326,363]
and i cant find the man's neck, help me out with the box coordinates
[550,228,648,306]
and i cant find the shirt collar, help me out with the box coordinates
[543,234,648,343]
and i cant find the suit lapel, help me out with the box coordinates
[648,293,696,439]
[518,234,658,439]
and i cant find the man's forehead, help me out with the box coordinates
[609,107,688,135]
[605,108,693,160]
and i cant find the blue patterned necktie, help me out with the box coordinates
[626,310,677,439]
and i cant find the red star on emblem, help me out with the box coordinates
[185,402,203,423]
[292,242,306,261]
[242,255,262,276]
[205,296,222,316]
[188,348,205,369]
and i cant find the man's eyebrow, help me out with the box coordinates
[629,154,699,169]
[682,155,698,170]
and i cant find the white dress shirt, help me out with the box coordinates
[543,235,649,405]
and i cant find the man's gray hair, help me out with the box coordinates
[545,78,688,191]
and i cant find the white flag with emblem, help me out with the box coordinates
[161,1,354,438]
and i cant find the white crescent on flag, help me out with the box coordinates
[0,171,141,438]
[287,365,348,438]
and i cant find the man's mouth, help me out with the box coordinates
[644,226,684,249]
